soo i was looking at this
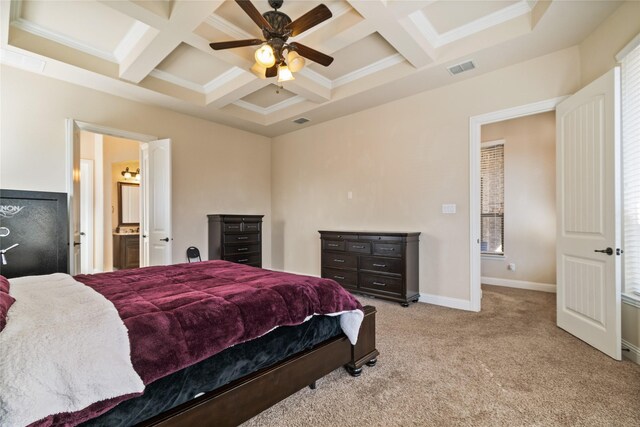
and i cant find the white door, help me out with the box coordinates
[556,68,622,360]
[141,139,172,266]
[80,159,94,274]
[66,119,82,275]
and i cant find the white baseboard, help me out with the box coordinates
[622,339,640,365]
[481,276,556,293]
[419,293,473,311]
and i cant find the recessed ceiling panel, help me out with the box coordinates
[423,0,520,34]
[132,0,174,19]
[19,0,137,56]
[241,84,296,108]
[156,43,232,86]
[307,32,398,81]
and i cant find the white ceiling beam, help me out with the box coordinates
[346,0,434,69]
[206,74,270,108]
[100,0,225,83]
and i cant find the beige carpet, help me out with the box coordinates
[242,285,640,426]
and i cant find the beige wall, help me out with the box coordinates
[579,1,640,87]
[0,65,272,267]
[480,112,556,285]
[271,47,581,302]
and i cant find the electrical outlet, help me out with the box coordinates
[508,263,516,271]
[442,204,456,214]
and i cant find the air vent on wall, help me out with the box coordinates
[292,117,310,124]
[447,60,475,76]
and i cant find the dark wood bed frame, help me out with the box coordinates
[139,305,379,427]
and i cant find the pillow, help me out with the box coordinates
[0,275,15,332]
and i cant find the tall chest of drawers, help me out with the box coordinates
[319,231,420,306]
[208,214,264,268]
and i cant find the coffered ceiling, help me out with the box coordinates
[0,1,622,137]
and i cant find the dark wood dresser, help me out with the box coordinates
[208,215,264,267]
[319,231,420,306]
[113,234,140,270]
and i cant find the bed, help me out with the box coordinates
[0,260,379,427]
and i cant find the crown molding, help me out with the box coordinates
[297,67,332,89]
[206,14,255,40]
[9,0,22,23]
[234,95,305,115]
[113,21,151,63]
[203,66,247,93]
[410,0,533,48]
[149,69,205,93]
[333,53,404,88]
[11,18,117,62]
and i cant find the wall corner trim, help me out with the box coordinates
[481,276,557,293]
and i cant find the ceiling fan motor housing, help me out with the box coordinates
[262,10,292,39]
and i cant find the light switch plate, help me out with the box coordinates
[442,204,456,214]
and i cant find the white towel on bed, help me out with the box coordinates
[0,273,144,427]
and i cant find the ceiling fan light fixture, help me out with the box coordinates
[251,62,267,79]
[286,50,305,73]
[277,64,295,82]
[255,44,276,67]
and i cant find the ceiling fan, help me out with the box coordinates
[209,0,334,82]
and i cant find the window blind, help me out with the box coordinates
[481,142,504,254]
[622,44,640,294]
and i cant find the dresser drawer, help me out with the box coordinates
[322,252,357,269]
[243,222,261,232]
[322,268,358,290]
[225,233,260,244]
[224,253,261,265]
[360,256,402,275]
[223,223,243,232]
[359,235,404,242]
[320,233,351,241]
[224,243,260,255]
[347,241,371,254]
[359,273,402,295]
[323,240,345,251]
[373,242,402,257]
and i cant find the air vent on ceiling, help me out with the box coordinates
[292,117,310,124]
[447,60,475,76]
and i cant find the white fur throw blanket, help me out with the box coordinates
[0,273,144,427]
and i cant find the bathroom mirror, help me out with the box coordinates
[118,182,140,226]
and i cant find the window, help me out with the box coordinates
[622,41,640,297]
[480,140,504,255]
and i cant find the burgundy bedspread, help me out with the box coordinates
[31,260,362,426]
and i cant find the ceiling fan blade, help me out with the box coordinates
[209,39,263,50]
[235,0,274,32]
[288,42,333,67]
[265,64,278,78]
[286,4,332,37]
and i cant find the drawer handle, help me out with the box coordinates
[328,243,339,247]
[237,248,248,252]
[352,245,366,249]
[372,281,386,287]
[237,236,249,240]
[334,275,345,280]
[238,258,249,262]
[372,263,386,267]
[228,226,240,229]
[379,247,395,251]
[333,259,345,263]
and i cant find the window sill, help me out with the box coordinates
[482,254,505,260]
[622,292,640,309]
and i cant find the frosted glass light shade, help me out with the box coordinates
[255,44,276,67]
[287,51,305,73]
[277,64,294,82]
[251,62,267,79]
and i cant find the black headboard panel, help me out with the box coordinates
[0,189,69,278]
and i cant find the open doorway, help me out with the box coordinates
[79,131,142,273]
[66,120,173,275]
[468,97,566,311]
[479,112,557,293]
